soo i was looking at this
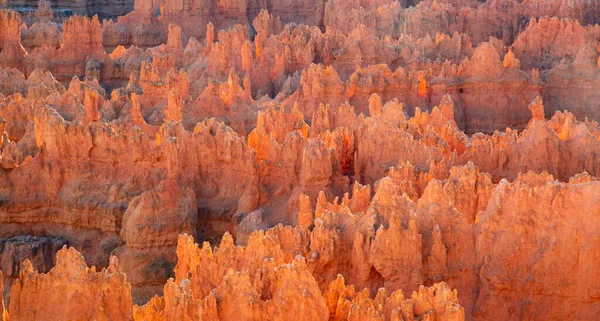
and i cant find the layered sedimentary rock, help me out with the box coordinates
[8,247,133,320]
[474,171,600,320]
[2,0,600,320]
[115,178,197,302]
[25,14,106,79]
[4,0,133,20]
[3,237,465,321]
[0,10,27,69]
[0,235,67,294]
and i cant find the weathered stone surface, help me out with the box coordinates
[1,1,600,320]
[8,247,133,320]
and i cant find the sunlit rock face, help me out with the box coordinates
[1,0,600,320]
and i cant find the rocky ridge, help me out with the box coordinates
[1,0,600,320]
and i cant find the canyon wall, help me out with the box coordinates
[1,0,600,320]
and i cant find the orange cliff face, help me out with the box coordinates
[0,10,27,69]
[2,1,600,321]
[4,235,465,321]
[8,248,133,321]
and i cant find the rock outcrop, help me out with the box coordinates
[1,0,600,320]
[4,236,465,321]
[0,10,26,69]
[115,178,197,302]
[8,247,133,320]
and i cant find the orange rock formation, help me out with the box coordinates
[1,1,600,320]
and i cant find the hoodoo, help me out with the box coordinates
[1,1,600,320]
